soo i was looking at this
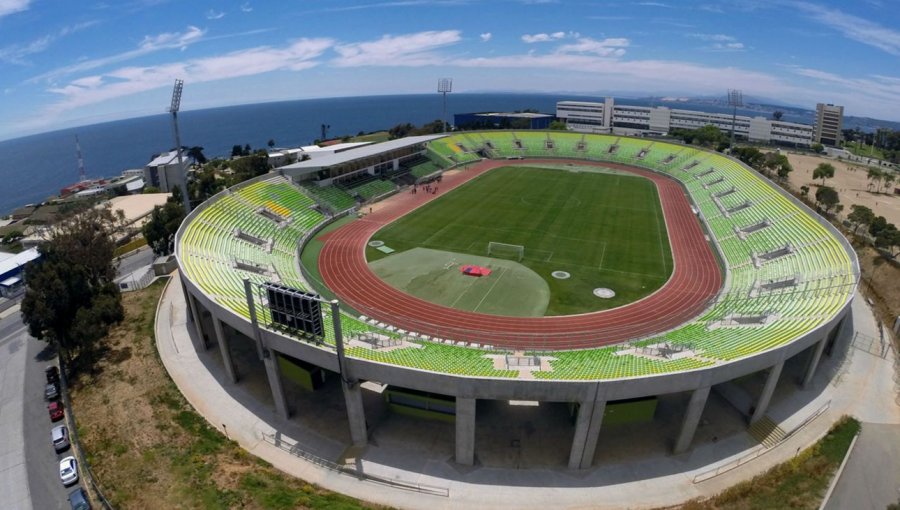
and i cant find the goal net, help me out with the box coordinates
[487,242,524,261]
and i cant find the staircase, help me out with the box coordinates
[748,416,787,448]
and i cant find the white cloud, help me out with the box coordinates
[796,2,900,56]
[240,2,253,12]
[45,38,333,114]
[688,33,746,51]
[205,9,225,20]
[332,30,461,67]
[480,32,492,42]
[0,21,99,65]
[0,0,30,18]
[29,26,206,83]
[688,33,736,42]
[521,31,575,43]
[557,37,629,57]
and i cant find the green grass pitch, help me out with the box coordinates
[366,166,673,315]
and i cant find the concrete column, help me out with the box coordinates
[674,385,711,454]
[568,389,607,469]
[455,397,476,466]
[801,336,828,388]
[212,317,238,384]
[262,350,290,420]
[750,360,784,424]
[341,381,368,447]
[183,285,206,353]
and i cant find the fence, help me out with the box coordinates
[259,431,450,497]
[59,359,115,509]
[692,400,831,483]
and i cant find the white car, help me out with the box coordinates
[59,456,78,486]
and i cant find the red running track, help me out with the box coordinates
[318,159,723,350]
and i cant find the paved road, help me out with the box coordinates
[0,310,77,510]
[825,422,900,510]
[0,310,32,509]
[116,245,155,279]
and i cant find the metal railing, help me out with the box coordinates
[259,431,450,497]
[692,400,831,483]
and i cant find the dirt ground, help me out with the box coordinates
[782,152,900,226]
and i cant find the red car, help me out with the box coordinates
[48,401,65,422]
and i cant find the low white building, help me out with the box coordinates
[557,98,814,147]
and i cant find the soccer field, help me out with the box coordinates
[367,165,673,315]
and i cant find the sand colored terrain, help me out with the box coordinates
[781,152,900,226]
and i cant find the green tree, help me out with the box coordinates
[143,186,161,194]
[866,167,883,192]
[847,205,875,234]
[874,223,900,258]
[231,145,243,158]
[243,144,252,156]
[812,162,835,186]
[763,152,792,180]
[21,206,125,368]
[733,147,765,170]
[800,185,810,199]
[772,110,784,121]
[267,139,276,148]
[228,153,270,184]
[869,215,889,237]
[142,190,187,257]
[811,143,825,154]
[815,186,840,214]
[694,125,725,147]
[548,120,568,130]
[187,146,208,165]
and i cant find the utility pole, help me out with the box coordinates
[727,89,743,150]
[169,79,191,216]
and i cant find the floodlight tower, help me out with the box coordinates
[169,79,191,215]
[438,78,452,133]
[727,89,743,150]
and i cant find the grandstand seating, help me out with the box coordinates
[300,183,357,213]
[344,178,397,201]
[179,132,856,381]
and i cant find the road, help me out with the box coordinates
[0,309,78,510]
[116,245,154,279]
[825,422,900,510]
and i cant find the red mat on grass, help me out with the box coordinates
[460,265,492,277]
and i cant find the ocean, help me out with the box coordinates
[0,93,811,216]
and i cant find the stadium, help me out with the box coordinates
[174,131,857,470]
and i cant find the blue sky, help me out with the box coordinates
[1,0,899,140]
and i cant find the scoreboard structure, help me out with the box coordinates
[262,282,325,339]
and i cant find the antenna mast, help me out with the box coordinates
[169,79,191,215]
[438,78,453,133]
[75,135,86,182]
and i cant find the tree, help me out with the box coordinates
[694,125,725,147]
[186,146,207,165]
[811,143,825,154]
[869,215,889,237]
[847,205,875,234]
[867,167,883,192]
[228,153,270,184]
[874,223,900,258]
[733,147,765,170]
[815,186,840,214]
[772,110,784,121]
[548,120,568,130]
[143,186,161,194]
[267,139,276,148]
[800,185,810,198]
[21,206,125,369]
[812,162,835,186]
[763,152,792,180]
[231,145,243,158]
[243,144,252,156]
[142,190,187,257]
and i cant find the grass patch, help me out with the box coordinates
[367,165,673,315]
[679,416,861,510]
[348,131,390,143]
[114,236,148,256]
[69,280,381,510]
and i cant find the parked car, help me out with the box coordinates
[51,425,70,452]
[67,487,91,510]
[45,381,60,401]
[58,456,78,486]
[46,365,60,383]
[48,401,65,422]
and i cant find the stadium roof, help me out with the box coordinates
[281,135,446,170]
[0,247,40,277]
[468,112,553,119]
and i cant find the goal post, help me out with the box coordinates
[487,241,525,261]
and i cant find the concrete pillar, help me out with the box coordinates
[455,397,476,466]
[212,317,238,384]
[262,350,290,419]
[568,387,607,469]
[801,336,828,388]
[750,360,784,424]
[342,381,368,447]
[183,285,206,353]
[674,385,711,454]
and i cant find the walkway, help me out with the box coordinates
[0,306,32,510]
[156,275,900,509]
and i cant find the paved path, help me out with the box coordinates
[824,424,900,510]
[0,309,32,509]
[157,275,900,509]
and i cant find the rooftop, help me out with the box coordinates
[0,247,40,276]
[282,135,445,170]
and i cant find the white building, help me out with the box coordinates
[557,98,814,147]
[144,150,189,193]
[814,103,844,147]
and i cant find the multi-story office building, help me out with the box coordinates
[814,103,844,146]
